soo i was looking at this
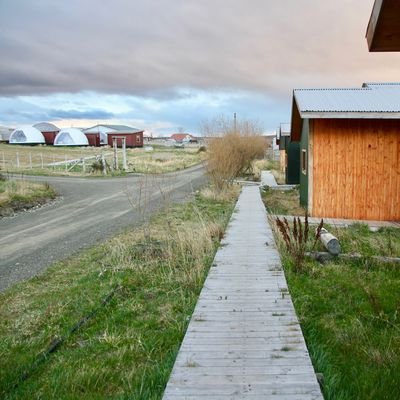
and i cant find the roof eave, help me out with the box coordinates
[366,0,400,51]
[300,111,400,119]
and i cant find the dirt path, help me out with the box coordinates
[0,165,206,292]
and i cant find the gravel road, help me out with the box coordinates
[0,164,207,293]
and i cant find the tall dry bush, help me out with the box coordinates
[202,116,267,189]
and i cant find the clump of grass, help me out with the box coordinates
[0,187,237,399]
[0,177,56,215]
[333,223,400,258]
[262,187,304,215]
[200,184,241,203]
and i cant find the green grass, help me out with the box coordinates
[276,223,400,399]
[0,187,238,399]
[262,187,304,215]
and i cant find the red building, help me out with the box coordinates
[170,133,198,143]
[107,130,144,148]
[33,122,60,145]
[85,132,101,147]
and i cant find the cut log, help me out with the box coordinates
[319,228,341,255]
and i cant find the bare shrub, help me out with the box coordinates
[202,116,267,190]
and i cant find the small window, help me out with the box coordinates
[301,149,307,175]
[136,135,141,143]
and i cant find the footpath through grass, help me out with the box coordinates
[0,175,57,217]
[0,186,239,399]
[274,219,400,400]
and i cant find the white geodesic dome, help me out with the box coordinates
[33,122,60,133]
[9,126,45,144]
[54,128,89,146]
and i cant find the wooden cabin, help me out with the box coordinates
[366,0,400,51]
[290,83,400,221]
[278,123,299,184]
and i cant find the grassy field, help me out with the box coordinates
[0,185,239,399]
[0,143,205,176]
[273,218,400,400]
[262,187,304,215]
[0,175,57,216]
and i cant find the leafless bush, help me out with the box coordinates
[202,116,267,190]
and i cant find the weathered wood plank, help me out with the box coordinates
[162,186,323,399]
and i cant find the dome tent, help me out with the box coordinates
[33,122,60,132]
[54,128,89,146]
[9,126,45,144]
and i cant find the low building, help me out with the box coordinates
[107,130,144,148]
[290,83,400,221]
[84,124,136,145]
[9,126,45,144]
[33,122,60,145]
[54,128,89,146]
[170,133,198,143]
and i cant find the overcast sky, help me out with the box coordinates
[0,0,399,135]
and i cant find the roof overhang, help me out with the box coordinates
[300,111,400,119]
[366,0,400,51]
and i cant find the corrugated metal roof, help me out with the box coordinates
[84,124,137,132]
[294,85,400,115]
[363,82,400,89]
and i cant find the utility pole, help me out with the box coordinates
[233,112,237,134]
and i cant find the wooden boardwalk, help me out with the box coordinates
[162,186,323,399]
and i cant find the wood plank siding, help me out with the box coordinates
[311,119,400,220]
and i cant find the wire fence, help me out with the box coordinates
[0,150,118,174]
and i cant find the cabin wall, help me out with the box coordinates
[311,118,400,220]
[286,140,300,184]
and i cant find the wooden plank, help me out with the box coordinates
[162,186,323,399]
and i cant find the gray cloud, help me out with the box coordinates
[1,0,399,98]
[47,109,114,120]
